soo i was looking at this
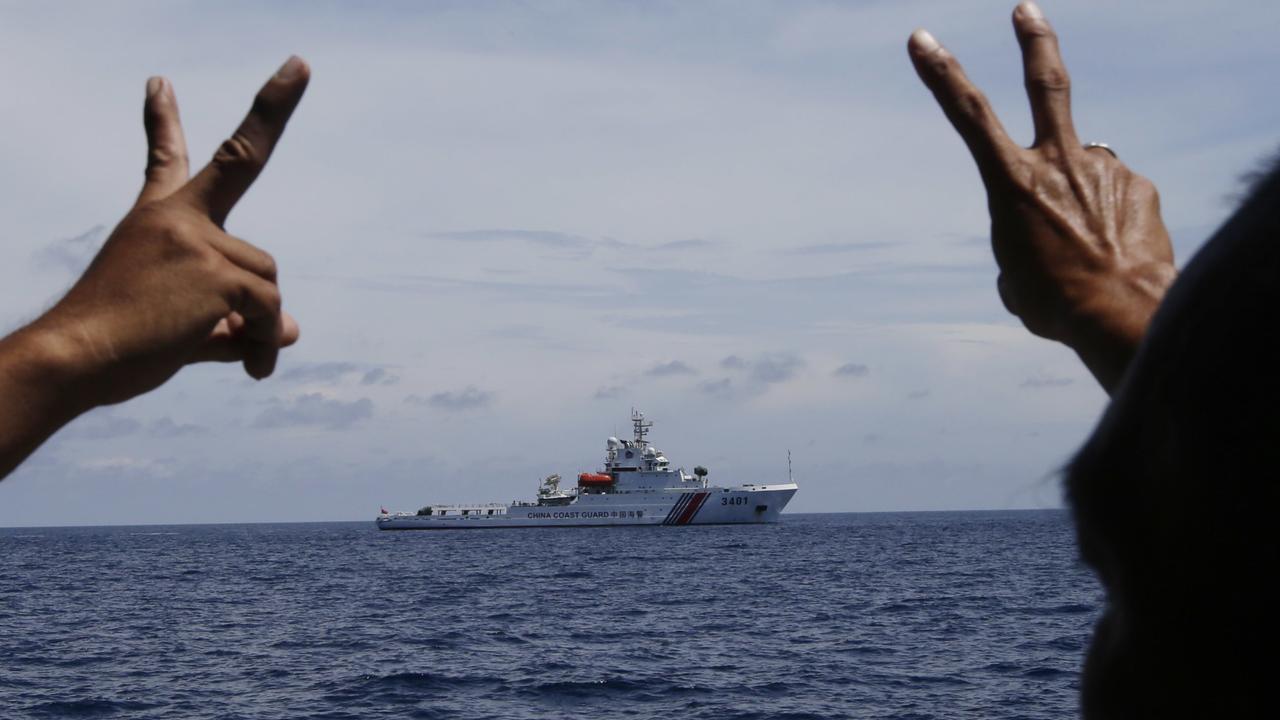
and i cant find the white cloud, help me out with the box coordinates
[408,387,493,412]
[60,411,141,440]
[253,394,374,430]
[644,360,698,377]
[32,225,105,276]
[148,417,208,438]
[276,362,362,384]
[77,456,176,479]
[834,363,870,378]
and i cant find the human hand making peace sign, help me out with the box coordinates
[34,57,310,409]
[909,2,1176,393]
[0,57,310,478]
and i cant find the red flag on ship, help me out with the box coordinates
[380,506,388,515]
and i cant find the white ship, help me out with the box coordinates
[376,411,798,530]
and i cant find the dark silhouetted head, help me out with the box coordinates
[1068,155,1280,718]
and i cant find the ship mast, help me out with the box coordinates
[631,408,653,445]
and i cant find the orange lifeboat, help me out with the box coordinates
[577,472,614,486]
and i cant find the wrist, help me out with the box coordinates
[1063,261,1177,391]
[1072,261,1176,343]
[0,321,100,479]
[1,320,101,419]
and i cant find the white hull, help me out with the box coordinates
[377,484,797,530]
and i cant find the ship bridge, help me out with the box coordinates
[578,410,705,493]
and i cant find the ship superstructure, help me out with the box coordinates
[376,411,797,530]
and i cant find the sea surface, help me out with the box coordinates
[0,511,1102,719]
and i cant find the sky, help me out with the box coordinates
[1,0,1277,526]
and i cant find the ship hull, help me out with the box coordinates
[376,484,797,530]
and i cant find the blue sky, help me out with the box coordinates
[1,0,1277,526]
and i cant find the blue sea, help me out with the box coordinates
[0,511,1101,719]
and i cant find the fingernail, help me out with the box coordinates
[1017,1,1044,20]
[146,76,164,98]
[909,29,940,53]
[274,55,306,81]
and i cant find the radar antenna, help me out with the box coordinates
[631,408,653,445]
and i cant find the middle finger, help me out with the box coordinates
[1013,2,1078,149]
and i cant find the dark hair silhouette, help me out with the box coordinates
[1068,155,1280,717]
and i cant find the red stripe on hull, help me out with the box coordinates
[664,493,692,525]
[676,492,708,525]
[689,492,712,524]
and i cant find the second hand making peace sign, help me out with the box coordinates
[32,56,311,411]
[908,2,1176,393]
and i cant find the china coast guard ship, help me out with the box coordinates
[376,411,798,530]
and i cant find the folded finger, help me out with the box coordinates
[908,29,1020,182]
[136,77,190,206]
[1012,2,1078,148]
[191,310,298,364]
[190,314,244,364]
[207,233,278,282]
[225,269,285,379]
[180,56,310,227]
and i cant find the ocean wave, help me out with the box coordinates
[28,698,159,717]
[2,512,1098,720]
[515,676,647,699]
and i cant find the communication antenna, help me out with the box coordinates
[631,408,652,444]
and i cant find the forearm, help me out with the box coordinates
[0,323,92,480]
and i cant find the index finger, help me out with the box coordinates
[908,29,1020,184]
[180,56,310,227]
[136,77,191,207]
